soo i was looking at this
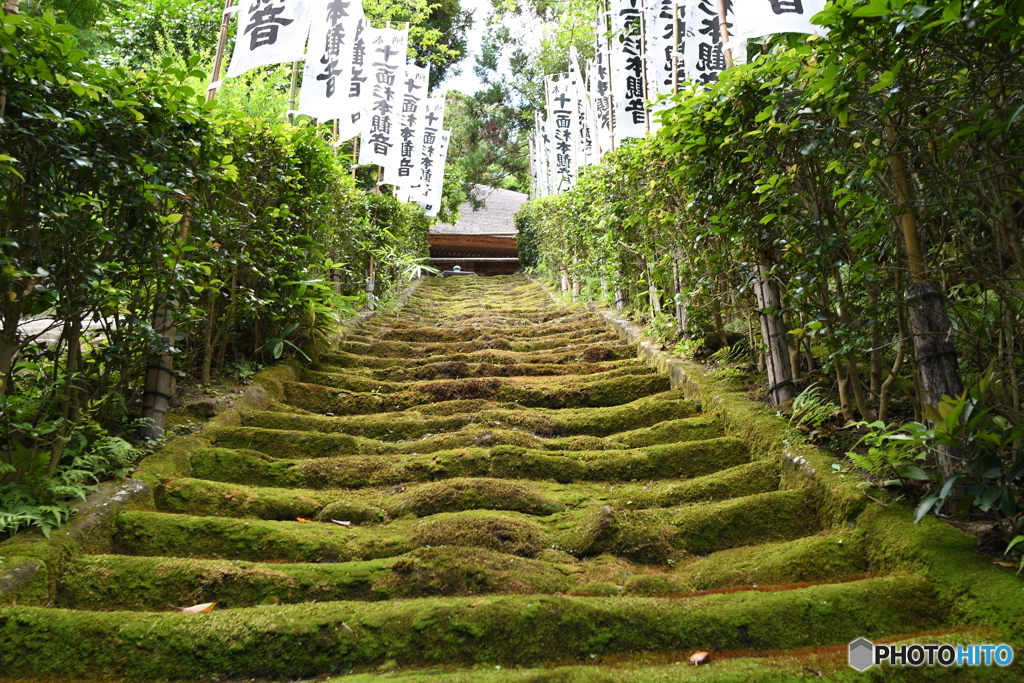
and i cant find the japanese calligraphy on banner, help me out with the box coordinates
[419,130,451,218]
[731,0,827,43]
[534,110,551,197]
[227,0,314,78]
[643,0,680,130]
[336,19,372,140]
[610,0,647,140]
[382,64,430,189]
[406,97,445,201]
[358,26,409,168]
[568,47,596,168]
[546,75,579,191]
[592,12,615,154]
[685,0,731,84]
[298,0,363,122]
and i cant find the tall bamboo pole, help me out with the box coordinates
[207,0,237,102]
[714,0,733,67]
[287,61,300,123]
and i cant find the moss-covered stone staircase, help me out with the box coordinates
[1,275,1022,682]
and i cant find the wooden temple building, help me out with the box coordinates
[428,185,527,276]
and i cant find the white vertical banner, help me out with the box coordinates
[547,75,579,192]
[298,0,364,122]
[611,0,647,140]
[406,97,445,200]
[644,0,677,130]
[358,26,408,168]
[227,0,315,78]
[731,0,827,42]
[585,60,603,163]
[592,15,615,155]
[337,19,373,141]
[534,111,549,197]
[686,0,730,84]
[382,63,430,189]
[545,113,558,194]
[568,47,595,168]
[420,130,451,218]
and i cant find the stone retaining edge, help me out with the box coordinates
[0,278,424,604]
[528,274,1024,640]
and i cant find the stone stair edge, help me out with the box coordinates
[0,280,427,606]
[526,275,1024,644]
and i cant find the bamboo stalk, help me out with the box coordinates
[207,0,237,102]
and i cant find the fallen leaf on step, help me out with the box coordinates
[257,596,281,607]
[993,561,1019,568]
[179,602,217,613]
[296,517,313,522]
[689,651,710,665]
[330,519,352,526]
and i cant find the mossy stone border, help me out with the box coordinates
[529,275,1024,644]
[0,279,423,604]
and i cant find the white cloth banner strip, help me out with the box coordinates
[358,27,409,167]
[298,0,364,122]
[420,130,451,217]
[568,47,595,169]
[336,19,373,141]
[731,0,827,42]
[611,0,647,140]
[546,75,579,192]
[643,0,678,131]
[382,64,430,188]
[593,13,615,155]
[227,0,314,78]
[685,0,730,84]
[406,97,445,200]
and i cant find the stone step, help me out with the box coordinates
[0,574,942,680]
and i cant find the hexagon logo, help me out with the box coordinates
[849,637,875,671]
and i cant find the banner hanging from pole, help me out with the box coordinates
[685,0,731,83]
[419,130,451,218]
[406,96,445,201]
[610,0,647,140]
[731,0,827,44]
[382,63,430,189]
[297,0,364,122]
[358,26,409,168]
[546,75,580,192]
[227,0,315,78]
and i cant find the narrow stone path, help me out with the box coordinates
[0,276,984,681]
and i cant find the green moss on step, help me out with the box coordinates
[0,575,942,679]
[612,460,779,508]
[388,478,563,518]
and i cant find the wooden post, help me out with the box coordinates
[603,0,617,151]
[886,116,964,479]
[287,61,300,123]
[754,263,795,408]
[207,0,237,102]
[141,211,192,440]
[0,0,20,121]
[672,2,680,95]
[352,136,359,178]
[715,0,733,67]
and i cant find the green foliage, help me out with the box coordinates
[0,12,432,539]
[790,384,841,431]
[841,420,927,483]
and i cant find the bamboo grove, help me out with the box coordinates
[0,12,432,535]
[517,0,1024,517]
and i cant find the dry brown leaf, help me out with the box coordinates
[296,517,313,523]
[689,651,710,665]
[180,602,217,613]
[330,519,352,526]
[993,561,1019,568]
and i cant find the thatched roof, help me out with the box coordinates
[430,185,528,236]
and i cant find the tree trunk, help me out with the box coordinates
[560,267,570,294]
[906,280,964,479]
[366,255,376,311]
[140,301,175,441]
[571,279,580,302]
[754,264,795,408]
[614,288,627,311]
